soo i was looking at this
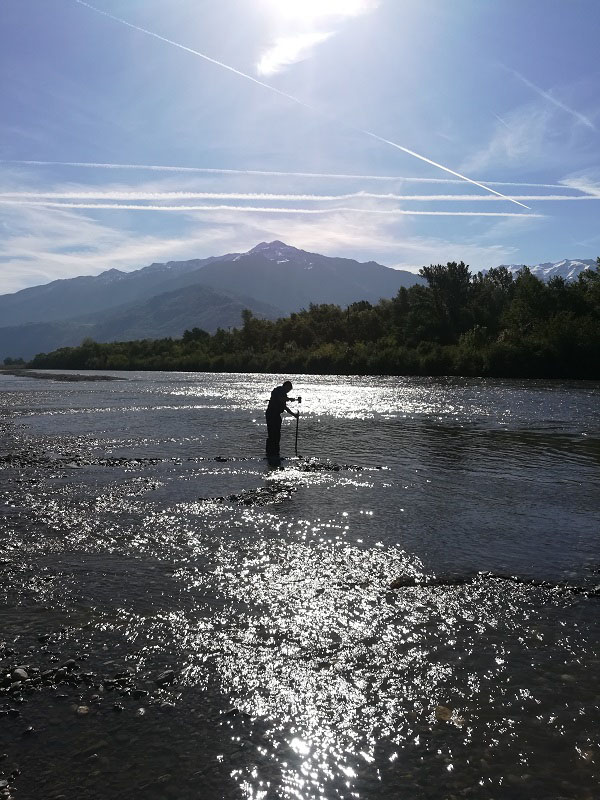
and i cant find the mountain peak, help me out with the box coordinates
[248,240,296,257]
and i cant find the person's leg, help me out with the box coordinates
[266,413,281,455]
[273,414,282,455]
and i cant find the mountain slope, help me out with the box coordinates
[0,252,240,327]
[0,284,282,360]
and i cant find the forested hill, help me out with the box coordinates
[26,261,600,380]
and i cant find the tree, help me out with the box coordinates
[418,261,472,343]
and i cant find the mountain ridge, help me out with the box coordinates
[0,242,596,361]
[489,258,596,281]
[0,241,424,359]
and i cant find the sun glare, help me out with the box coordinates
[263,0,377,25]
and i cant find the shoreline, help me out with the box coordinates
[0,369,124,382]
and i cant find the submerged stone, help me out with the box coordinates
[155,670,176,687]
[435,705,452,721]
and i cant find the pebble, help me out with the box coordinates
[155,670,175,687]
[11,669,28,682]
[76,705,90,715]
[435,705,453,721]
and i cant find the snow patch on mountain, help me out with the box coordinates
[248,240,316,267]
[489,258,596,282]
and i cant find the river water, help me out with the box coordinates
[0,371,598,800]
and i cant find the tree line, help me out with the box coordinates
[26,260,600,379]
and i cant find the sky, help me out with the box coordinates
[1,0,599,294]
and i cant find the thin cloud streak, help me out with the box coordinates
[73,1,530,210]
[1,160,568,188]
[505,66,596,130]
[0,199,541,216]
[0,191,591,202]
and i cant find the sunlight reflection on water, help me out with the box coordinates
[0,372,598,799]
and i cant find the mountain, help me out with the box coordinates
[0,240,422,327]
[0,241,424,360]
[489,258,596,281]
[0,252,240,328]
[191,241,424,314]
[0,284,282,361]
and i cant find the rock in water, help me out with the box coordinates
[435,705,452,721]
[155,669,176,687]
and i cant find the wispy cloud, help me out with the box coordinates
[0,204,243,293]
[560,169,600,197]
[505,66,596,130]
[256,0,378,75]
[257,31,333,76]
[462,105,557,174]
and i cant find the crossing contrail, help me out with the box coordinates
[73,1,530,210]
[0,159,569,188]
[0,198,541,216]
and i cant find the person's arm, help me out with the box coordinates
[284,403,299,417]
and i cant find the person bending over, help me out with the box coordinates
[265,380,299,457]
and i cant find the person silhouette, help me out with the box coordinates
[265,380,299,458]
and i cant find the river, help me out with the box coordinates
[0,371,598,799]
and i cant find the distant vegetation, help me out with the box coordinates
[25,261,600,379]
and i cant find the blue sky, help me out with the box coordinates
[1,0,599,293]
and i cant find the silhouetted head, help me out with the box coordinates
[283,380,293,391]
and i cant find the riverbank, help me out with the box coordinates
[0,369,124,382]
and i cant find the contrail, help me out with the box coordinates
[0,159,568,189]
[74,1,312,107]
[0,198,541,216]
[73,1,530,210]
[492,112,511,130]
[0,190,592,202]
[358,129,529,208]
[506,66,596,130]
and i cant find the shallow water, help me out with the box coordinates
[0,371,598,800]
